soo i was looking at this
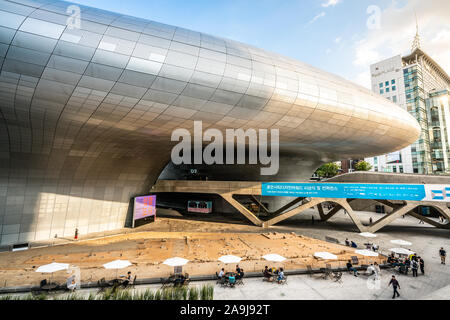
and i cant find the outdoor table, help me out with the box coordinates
[108,278,124,286]
[41,283,59,291]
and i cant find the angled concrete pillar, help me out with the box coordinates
[407,211,450,229]
[335,199,367,232]
[319,203,343,222]
[272,197,305,215]
[264,198,323,227]
[432,203,450,221]
[250,195,270,215]
[366,202,419,233]
[221,193,263,226]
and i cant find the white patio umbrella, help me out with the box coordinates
[163,257,189,267]
[390,239,412,246]
[389,248,415,256]
[355,249,379,257]
[314,252,338,260]
[359,232,377,238]
[35,262,70,284]
[262,254,287,263]
[218,255,242,264]
[103,259,132,279]
[163,257,189,275]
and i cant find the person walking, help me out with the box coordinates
[411,259,418,277]
[388,275,401,299]
[74,228,78,240]
[439,247,446,265]
[418,256,425,275]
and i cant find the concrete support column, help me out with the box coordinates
[220,193,263,227]
[264,198,323,227]
[366,202,419,233]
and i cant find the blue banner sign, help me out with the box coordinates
[261,183,428,201]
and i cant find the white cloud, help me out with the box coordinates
[335,37,342,44]
[352,0,450,73]
[322,0,342,8]
[354,70,372,89]
[309,11,326,24]
[326,48,332,54]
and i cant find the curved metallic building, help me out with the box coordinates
[0,0,420,245]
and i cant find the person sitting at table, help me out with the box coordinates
[236,265,241,274]
[345,238,350,246]
[228,274,236,287]
[346,260,359,277]
[121,271,133,287]
[174,274,186,287]
[277,268,286,284]
[236,268,244,280]
[351,241,358,248]
[366,264,376,276]
[218,268,225,279]
[263,266,273,282]
[372,243,379,251]
[66,276,76,292]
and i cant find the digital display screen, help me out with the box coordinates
[133,195,156,221]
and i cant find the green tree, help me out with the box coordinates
[315,163,340,179]
[355,160,373,171]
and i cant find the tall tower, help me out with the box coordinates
[411,12,421,52]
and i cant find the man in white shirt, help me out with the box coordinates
[218,268,225,279]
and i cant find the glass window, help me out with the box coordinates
[385,81,389,87]
[379,83,383,88]
[393,95,397,103]
[12,31,57,53]
[392,86,396,91]
[380,89,384,94]
[0,10,26,29]
[126,57,162,75]
[19,18,65,39]
[92,50,129,69]
[391,79,395,84]
[386,87,390,93]
[54,41,96,61]
[6,46,50,66]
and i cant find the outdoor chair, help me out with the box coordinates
[277,275,287,285]
[321,265,333,280]
[333,271,343,283]
[160,277,172,289]
[215,272,221,284]
[236,277,244,285]
[97,278,109,290]
[219,277,228,287]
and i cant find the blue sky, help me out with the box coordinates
[69,0,449,88]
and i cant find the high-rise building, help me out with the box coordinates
[427,89,450,173]
[365,25,450,174]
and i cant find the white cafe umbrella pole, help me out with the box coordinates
[262,254,287,273]
[163,257,189,275]
[218,255,242,272]
[103,260,132,279]
[35,262,70,284]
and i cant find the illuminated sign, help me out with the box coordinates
[262,183,450,202]
[133,195,156,227]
